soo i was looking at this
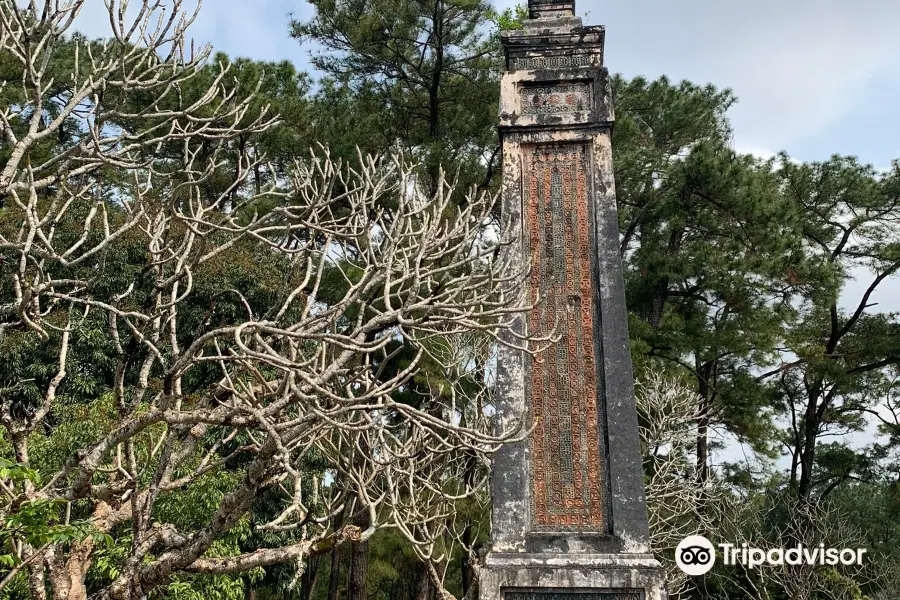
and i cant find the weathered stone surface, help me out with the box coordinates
[481,555,667,600]
[527,0,576,20]
[524,142,605,531]
[481,1,667,599]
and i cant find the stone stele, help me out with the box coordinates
[480,1,668,599]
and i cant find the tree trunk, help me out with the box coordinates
[428,1,444,141]
[647,223,685,329]
[415,563,431,600]
[27,561,48,600]
[424,0,444,195]
[348,510,370,600]
[327,508,345,600]
[47,538,94,600]
[460,524,473,596]
[695,361,712,484]
[789,437,801,489]
[696,409,709,483]
[300,554,320,600]
[798,395,819,500]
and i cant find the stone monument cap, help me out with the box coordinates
[528,0,575,19]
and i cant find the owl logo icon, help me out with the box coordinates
[676,535,716,576]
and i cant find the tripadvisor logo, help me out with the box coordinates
[675,535,867,576]
[676,535,716,576]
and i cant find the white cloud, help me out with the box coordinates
[69,0,310,65]
[61,0,900,161]
[578,0,900,153]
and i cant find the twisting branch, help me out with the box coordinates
[0,2,540,599]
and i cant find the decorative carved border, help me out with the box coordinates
[523,143,605,531]
[519,82,592,116]
[510,54,596,70]
[505,590,643,600]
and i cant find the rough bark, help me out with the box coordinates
[299,554,320,600]
[415,563,432,600]
[348,510,370,600]
[326,509,344,600]
[695,361,713,484]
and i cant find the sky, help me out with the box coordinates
[70,0,900,467]
[70,0,900,170]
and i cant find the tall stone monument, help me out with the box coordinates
[481,1,668,599]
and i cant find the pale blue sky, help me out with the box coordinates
[72,0,900,169]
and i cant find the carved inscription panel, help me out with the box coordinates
[505,592,642,600]
[511,54,594,70]
[524,144,605,530]
[519,82,592,116]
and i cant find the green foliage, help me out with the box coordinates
[613,75,804,464]
[2,2,900,599]
[3,501,111,549]
[155,573,248,600]
[486,4,528,35]
[0,458,39,487]
[0,458,112,576]
[291,0,504,191]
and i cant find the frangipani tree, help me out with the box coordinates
[0,2,537,599]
